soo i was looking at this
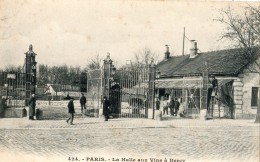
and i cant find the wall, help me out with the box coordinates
[233,77,244,119]
[241,72,260,114]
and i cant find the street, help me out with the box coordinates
[0,117,259,162]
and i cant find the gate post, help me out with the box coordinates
[148,59,156,119]
[103,53,113,100]
[201,71,208,119]
[24,44,37,106]
[101,53,114,118]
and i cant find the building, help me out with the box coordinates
[44,84,81,100]
[156,42,260,119]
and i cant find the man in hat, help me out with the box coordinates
[66,98,75,125]
[80,93,87,113]
[173,98,180,116]
[155,98,160,110]
[29,94,36,120]
[103,96,111,121]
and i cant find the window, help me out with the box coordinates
[251,87,259,107]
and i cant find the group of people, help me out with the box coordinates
[66,94,111,124]
[5,74,218,123]
[160,97,180,116]
[27,92,110,124]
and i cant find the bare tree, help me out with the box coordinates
[215,5,260,73]
[3,65,22,73]
[215,5,260,123]
[38,64,49,86]
[114,47,159,89]
[85,53,103,70]
[133,47,159,68]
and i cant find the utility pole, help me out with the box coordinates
[182,27,185,56]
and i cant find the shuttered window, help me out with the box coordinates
[251,87,259,107]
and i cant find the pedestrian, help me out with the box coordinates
[103,96,110,121]
[162,98,169,115]
[80,93,87,113]
[155,98,160,110]
[169,98,175,116]
[173,98,180,116]
[66,98,75,125]
[0,96,7,117]
[1,96,7,109]
[29,94,36,120]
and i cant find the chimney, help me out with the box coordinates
[190,40,198,58]
[164,45,170,60]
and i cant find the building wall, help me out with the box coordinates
[241,73,260,114]
[232,77,243,118]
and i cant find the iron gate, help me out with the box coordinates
[164,74,203,117]
[85,68,102,117]
[0,71,27,108]
[109,66,151,118]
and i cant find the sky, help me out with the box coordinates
[0,0,258,69]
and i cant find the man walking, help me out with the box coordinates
[66,98,75,125]
[80,93,87,113]
[29,94,36,120]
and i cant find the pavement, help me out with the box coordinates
[0,116,259,162]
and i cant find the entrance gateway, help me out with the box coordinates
[0,46,233,119]
[85,54,156,119]
[85,54,234,119]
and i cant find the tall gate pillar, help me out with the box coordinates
[24,44,37,106]
[148,59,156,119]
[103,53,113,99]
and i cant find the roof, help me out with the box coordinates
[50,84,61,92]
[134,78,234,89]
[157,47,260,77]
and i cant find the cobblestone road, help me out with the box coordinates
[0,117,259,162]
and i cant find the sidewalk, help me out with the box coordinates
[0,116,258,129]
[0,117,259,162]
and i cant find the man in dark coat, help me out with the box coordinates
[169,98,175,116]
[29,94,36,120]
[80,93,87,113]
[173,98,180,116]
[103,96,110,121]
[66,98,75,125]
[0,96,7,117]
[155,98,160,110]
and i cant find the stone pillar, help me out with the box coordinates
[101,53,113,118]
[233,78,244,119]
[103,53,113,100]
[255,99,260,123]
[24,44,37,106]
[148,59,156,119]
[202,71,208,110]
